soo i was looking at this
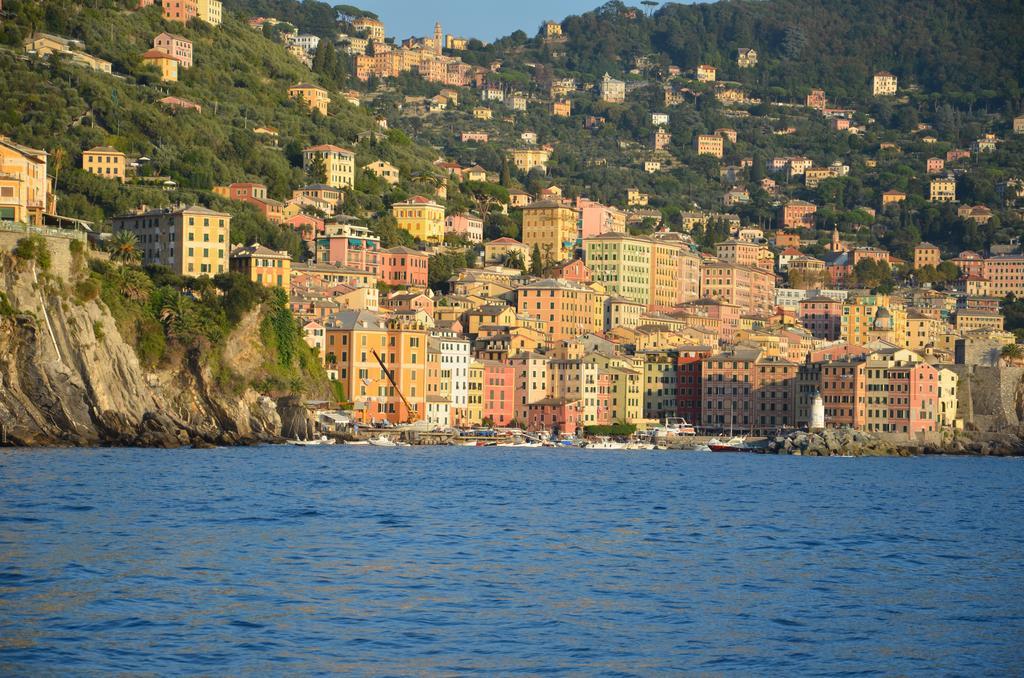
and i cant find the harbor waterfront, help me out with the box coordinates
[2,445,1023,674]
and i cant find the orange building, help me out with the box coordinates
[913,242,941,269]
[288,83,331,115]
[516,279,602,342]
[229,243,292,293]
[781,200,817,229]
[695,133,724,158]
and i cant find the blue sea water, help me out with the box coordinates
[1,445,1023,675]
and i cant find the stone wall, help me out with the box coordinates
[948,365,1024,432]
[0,227,83,279]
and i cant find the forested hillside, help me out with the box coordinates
[0,0,441,253]
[477,0,1024,109]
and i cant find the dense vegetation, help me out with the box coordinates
[0,0,445,254]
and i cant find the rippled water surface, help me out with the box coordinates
[2,446,1023,674]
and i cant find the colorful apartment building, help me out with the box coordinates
[112,205,231,277]
[141,48,180,81]
[444,213,483,243]
[516,279,602,342]
[484,237,530,265]
[81,146,127,183]
[362,160,399,185]
[228,243,292,293]
[510,148,551,173]
[302,145,354,190]
[392,196,445,244]
[0,136,51,224]
[781,200,818,228]
[522,199,580,264]
[930,176,957,202]
[379,246,429,288]
[701,347,799,433]
[913,242,941,269]
[153,32,192,68]
[872,71,898,96]
[316,222,381,275]
[695,133,724,158]
[289,83,331,115]
[161,0,197,23]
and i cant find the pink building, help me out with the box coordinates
[526,398,582,436]
[781,200,818,229]
[444,213,484,243]
[927,157,945,174]
[798,295,843,340]
[318,225,380,275]
[576,197,625,240]
[285,213,325,242]
[461,132,489,143]
[153,32,192,69]
[482,360,515,426]
[381,291,434,315]
[379,246,429,288]
[551,258,591,283]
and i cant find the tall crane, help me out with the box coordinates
[371,349,420,424]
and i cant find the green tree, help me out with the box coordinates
[530,244,543,276]
[109,230,141,266]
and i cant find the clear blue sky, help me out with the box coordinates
[340,0,616,43]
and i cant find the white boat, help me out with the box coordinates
[652,417,697,437]
[500,440,544,448]
[586,437,628,450]
[625,441,656,450]
[366,435,403,447]
[290,435,331,446]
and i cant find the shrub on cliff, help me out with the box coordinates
[13,236,51,271]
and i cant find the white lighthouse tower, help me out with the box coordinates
[810,389,825,431]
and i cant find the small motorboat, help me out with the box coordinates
[290,435,331,446]
[366,435,406,447]
[500,440,544,448]
[708,436,749,452]
[625,440,656,450]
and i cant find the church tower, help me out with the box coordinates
[434,22,443,55]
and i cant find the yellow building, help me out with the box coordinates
[362,160,400,185]
[352,17,385,42]
[196,0,222,25]
[112,205,231,277]
[25,33,112,73]
[695,134,724,158]
[467,360,484,426]
[544,21,562,38]
[510,148,550,173]
[0,136,51,225]
[141,49,180,82]
[522,199,580,264]
[289,83,331,115]
[472,107,493,120]
[913,242,941,269]
[627,188,648,206]
[552,99,571,117]
[872,71,898,96]
[392,195,445,244]
[82,146,127,183]
[229,243,291,293]
[696,64,717,82]
[930,177,956,202]
[302,144,355,190]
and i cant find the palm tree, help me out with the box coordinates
[1001,343,1024,366]
[111,266,152,302]
[109,230,140,265]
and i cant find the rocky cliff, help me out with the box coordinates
[0,243,323,448]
